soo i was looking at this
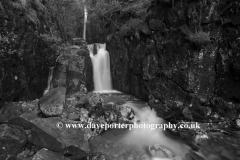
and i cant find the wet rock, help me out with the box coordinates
[89,129,147,160]
[199,134,240,160]
[9,112,90,152]
[0,102,23,122]
[0,100,38,122]
[116,105,134,122]
[236,119,240,127]
[148,144,175,159]
[38,87,66,116]
[67,112,81,121]
[0,124,27,160]
[16,145,39,160]
[32,148,70,160]
[65,104,83,121]
[185,150,205,160]
[86,92,103,108]
[63,146,87,160]
[182,107,193,121]
[64,93,135,136]
[65,91,89,109]
[79,108,90,123]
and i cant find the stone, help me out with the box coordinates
[0,124,27,160]
[0,102,23,122]
[0,101,37,122]
[38,87,66,116]
[236,119,240,127]
[32,148,70,160]
[116,105,134,123]
[85,92,103,112]
[148,144,175,159]
[16,146,39,160]
[182,107,193,121]
[9,111,90,152]
[63,145,87,160]
[67,112,80,121]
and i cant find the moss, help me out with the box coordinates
[180,25,211,45]
[188,31,211,45]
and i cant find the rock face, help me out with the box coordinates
[85,0,240,117]
[66,46,88,96]
[54,38,93,97]
[52,63,67,88]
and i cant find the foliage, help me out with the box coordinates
[188,31,211,45]
[86,0,151,20]
[46,0,85,41]
[180,26,210,45]
[85,0,152,38]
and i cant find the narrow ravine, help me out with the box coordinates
[1,1,240,160]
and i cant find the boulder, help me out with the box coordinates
[85,92,103,110]
[0,124,27,159]
[9,111,90,152]
[0,102,24,122]
[32,148,70,160]
[63,146,87,160]
[38,87,66,116]
[0,100,38,122]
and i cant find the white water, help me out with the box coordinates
[87,42,191,159]
[43,67,54,95]
[121,101,190,160]
[87,43,112,91]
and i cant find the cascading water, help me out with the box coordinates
[87,43,112,91]
[121,101,190,160]
[87,42,199,160]
[43,67,54,95]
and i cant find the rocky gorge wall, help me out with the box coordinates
[85,0,240,120]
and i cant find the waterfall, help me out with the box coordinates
[43,67,54,95]
[88,43,113,91]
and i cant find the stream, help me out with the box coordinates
[88,92,192,160]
